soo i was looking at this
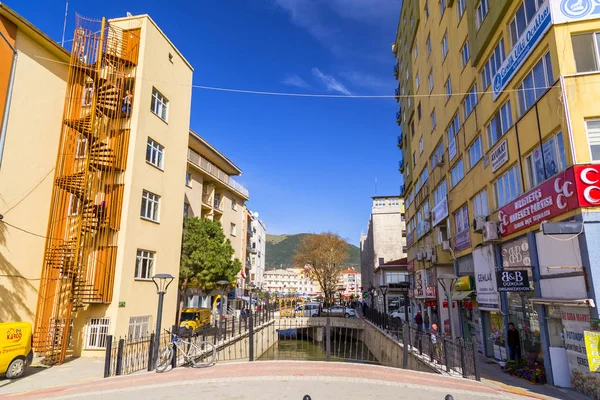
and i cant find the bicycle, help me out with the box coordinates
[155,329,216,372]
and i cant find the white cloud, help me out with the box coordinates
[282,74,310,88]
[340,70,393,92]
[311,68,351,95]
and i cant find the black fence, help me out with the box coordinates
[363,307,479,380]
[104,308,274,377]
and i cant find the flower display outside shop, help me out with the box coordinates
[571,369,600,399]
[505,356,546,384]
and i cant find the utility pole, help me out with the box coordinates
[61,0,69,47]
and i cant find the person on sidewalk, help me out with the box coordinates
[415,310,423,331]
[424,312,430,330]
[431,323,441,363]
[507,322,521,362]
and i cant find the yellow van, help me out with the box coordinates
[0,322,33,379]
[179,308,211,332]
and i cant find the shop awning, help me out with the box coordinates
[452,290,474,301]
[529,297,595,308]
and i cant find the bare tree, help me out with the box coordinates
[294,233,349,306]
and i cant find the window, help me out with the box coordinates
[426,35,432,56]
[416,72,420,90]
[140,190,160,222]
[494,165,521,208]
[468,136,483,168]
[413,151,417,167]
[420,166,429,184]
[183,202,190,218]
[572,33,600,73]
[151,87,168,121]
[414,43,418,58]
[86,318,110,349]
[128,316,151,340]
[486,101,513,148]
[76,134,88,159]
[68,194,81,216]
[442,32,449,60]
[587,120,600,161]
[462,84,478,120]
[476,0,489,29]
[445,77,452,101]
[230,223,237,236]
[428,71,434,93]
[457,0,466,22]
[419,137,424,154]
[411,120,415,137]
[517,53,553,115]
[454,205,469,234]
[460,41,470,69]
[446,113,460,142]
[431,109,437,129]
[232,198,237,210]
[386,272,409,288]
[146,138,164,169]
[472,189,490,217]
[481,39,505,89]
[433,180,447,204]
[431,140,444,165]
[425,0,429,19]
[510,0,546,47]
[417,102,422,120]
[525,132,567,188]
[82,81,94,107]
[185,172,192,187]
[135,250,154,280]
[451,159,464,187]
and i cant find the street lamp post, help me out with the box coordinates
[369,286,375,309]
[437,274,458,339]
[379,285,389,315]
[151,273,174,369]
[398,281,411,322]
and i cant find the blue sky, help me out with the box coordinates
[15,0,402,245]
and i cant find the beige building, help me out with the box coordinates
[264,267,322,296]
[0,8,195,362]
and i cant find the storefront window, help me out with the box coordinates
[508,292,541,358]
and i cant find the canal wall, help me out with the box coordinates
[362,322,439,374]
[216,320,278,362]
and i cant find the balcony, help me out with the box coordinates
[213,198,223,213]
[396,111,401,124]
[201,194,212,208]
[399,184,405,196]
[393,63,399,78]
[394,87,400,102]
[398,159,405,173]
[187,148,249,199]
[397,134,403,149]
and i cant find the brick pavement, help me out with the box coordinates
[1,361,518,400]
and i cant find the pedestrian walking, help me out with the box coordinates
[424,312,430,330]
[507,322,521,362]
[431,323,441,363]
[415,310,423,331]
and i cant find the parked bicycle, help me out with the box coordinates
[156,329,216,372]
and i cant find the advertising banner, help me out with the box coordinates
[432,197,449,227]
[562,307,592,375]
[551,0,600,25]
[491,140,509,172]
[501,237,531,268]
[473,246,500,311]
[496,270,531,292]
[584,331,600,372]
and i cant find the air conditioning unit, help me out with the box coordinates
[473,216,487,233]
[424,211,432,221]
[482,221,500,242]
[431,254,438,264]
[442,240,451,251]
[417,251,424,261]
[434,154,444,168]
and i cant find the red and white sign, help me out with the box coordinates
[498,168,578,236]
[407,259,415,273]
[498,165,600,236]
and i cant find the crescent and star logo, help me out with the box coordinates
[580,167,600,204]
[554,176,574,210]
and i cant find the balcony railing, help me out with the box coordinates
[187,148,250,198]
[214,198,223,211]
[202,194,212,205]
[396,111,401,122]
[393,63,399,77]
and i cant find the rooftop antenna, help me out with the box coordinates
[60,0,69,47]
[374,177,378,195]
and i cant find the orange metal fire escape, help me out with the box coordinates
[33,15,140,364]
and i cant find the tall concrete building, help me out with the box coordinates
[395,0,600,393]
[360,196,407,308]
[249,212,267,289]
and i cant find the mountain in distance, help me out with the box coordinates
[265,233,360,271]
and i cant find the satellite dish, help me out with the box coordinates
[254,212,259,218]
[126,12,133,17]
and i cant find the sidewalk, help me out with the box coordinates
[478,355,592,400]
[0,357,104,397]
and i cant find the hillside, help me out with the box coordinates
[266,233,360,270]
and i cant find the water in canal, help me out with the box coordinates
[258,327,378,364]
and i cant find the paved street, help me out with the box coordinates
[0,361,556,400]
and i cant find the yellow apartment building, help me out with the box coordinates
[395,0,600,392]
[0,7,195,362]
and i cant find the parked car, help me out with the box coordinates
[389,306,412,321]
[293,302,320,317]
[179,308,211,332]
[0,322,34,379]
[321,305,356,318]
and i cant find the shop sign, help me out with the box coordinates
[501,237,531,268]
[449,138,457,161]
[425,300,437,307]
[416,221,431,240]
[432,197,449,227]
[442,301,456,308]
[562,307,592,375]
[573,165,600,207]
[473,246,500,311]
[496,270,530,292]
[407,259,415,273]
[453,229,471,252]
[584,331,600,372]
[491,139,509,172]
[492,1,552,100]
[551,0,600,25]
[498,168,578,236]
[426,286,436,298]
[454,276,473,291]
[415,269,424,298]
